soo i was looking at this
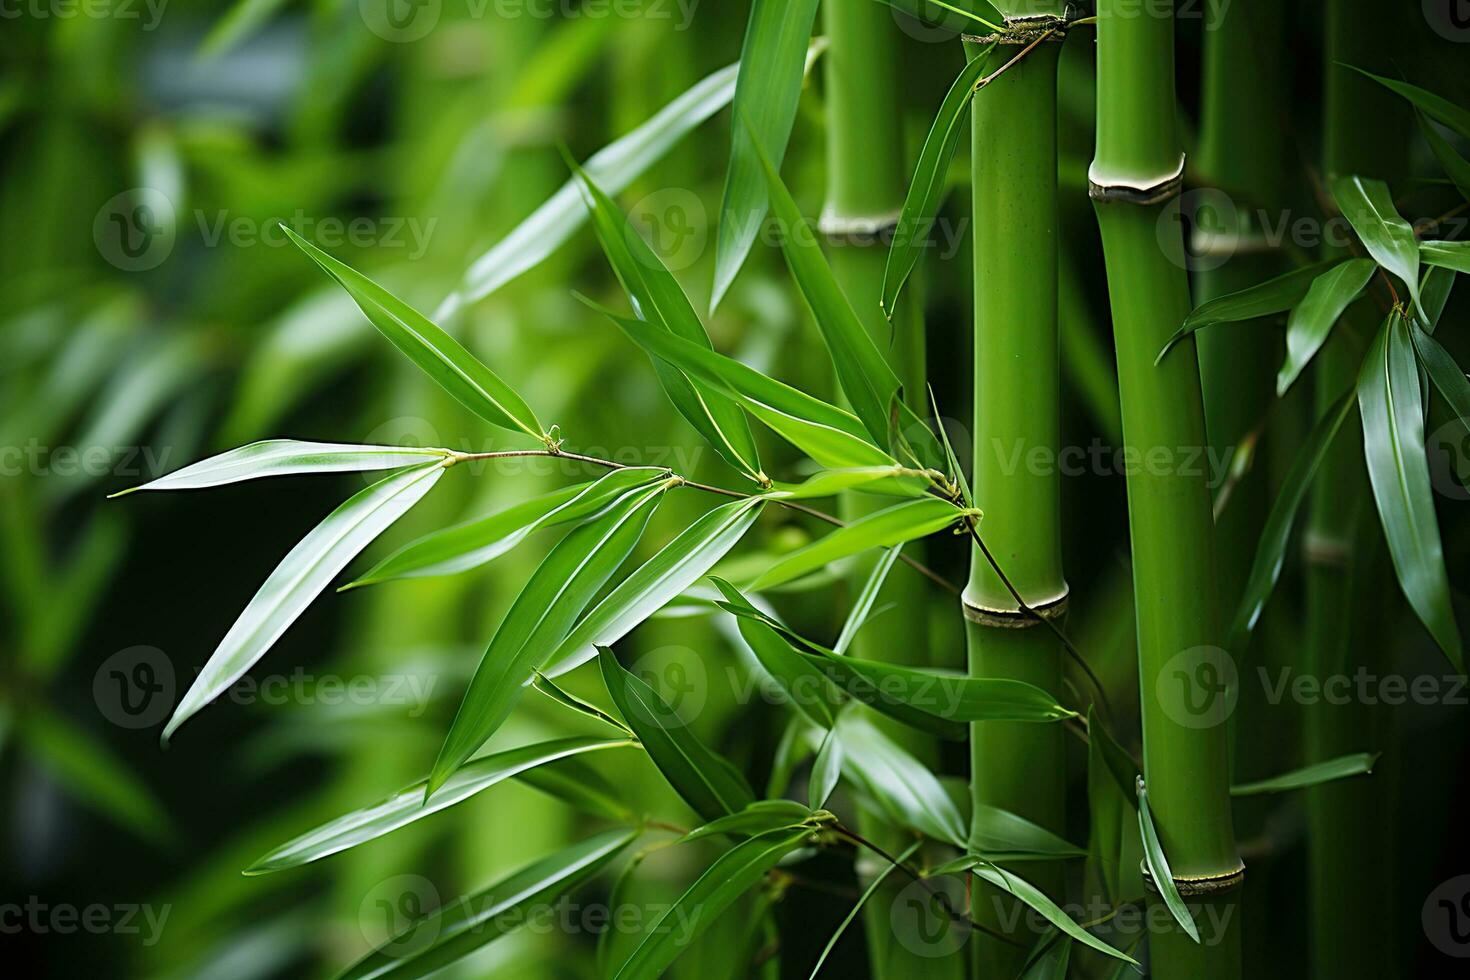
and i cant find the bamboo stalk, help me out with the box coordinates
[962,22,1068,974]
[818,4,958,977]
[1302,2,1409,975]
[1090,2,1242,975]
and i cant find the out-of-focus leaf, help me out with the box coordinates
[601,307,893,467]
[343,469,664,589]
[1422,240,1470,275]
[1350,67,1470,138]
[834,546,901,655]
[1278,259,1376,396]
[574,166,764,481]
[112,440,446,497]
[678,800,814,845]
[1331,175,1421,311]
[513,754,635,822]
[749,497,965,590]
[610,826,812,980]
[1136,777,1199,942]
[1019,934,1072,980]
[599,647,755,823]
[871,0,1004,33]
[834,711,966,845]
[751,131,900,445]
[336,828,637,980]
[1358,314,1462,669]
[1230,752,1379,797]
[543,497,764,677]
[1086,708,1134,904]
[1158,261,1334,362]
[1227,393,1356,653]
[198,0,291,59]
[246,737,631,874]
[767,716,816,798]
[428,482,667,794]
[283,227,546,441]
[806,839,920,980]
[766,466,926,500]
[711,0,822,311]
[807,729,843,809]
[164,463,445,741]
[1417,112,1470,203]
[883,50,993,318]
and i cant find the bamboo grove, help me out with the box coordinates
[7,1,1470,978]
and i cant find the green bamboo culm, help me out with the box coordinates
[817,3,954,978]
[962,19,1068,975]
[1090,1,1243,976]
[1302,1,1409,976]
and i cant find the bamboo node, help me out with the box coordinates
[1140,860,1247,896]
[961,14,1068,45]
[1088,155,1187,206]
[962,587,1069,629]
[817,208,902,246]
[1302,531,1352,568]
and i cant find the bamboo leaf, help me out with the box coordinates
[749,126,902,445]
[806,838,921,980]
[1358,314,1463,669]
[513,754,635,822]
[883,49,993,318]
[1349,67,1470,138]
[610,826,812,980]
[1416,112,1470,204]
[970,804,1087,861]
[870,0,1004,34]
[1421,266,1457,333]
[343,469,666,589]
[283,227,546,441]
[807,728,843,809]
[1227,393,1356,653]
[1330,175,1421,311]
[599,647,756,823]
[834,711,967,846]
[599,305,894,468]
[198,0,290,59]
[428,482,667,794]
[1278,259,1377,396]
[1157,261,1335,363]
[767,466,928,500]
[531,671,633,736]
[678,800,814,845]
[111,440,446,497]
[1136,777,1200,943]
[834,545,902,654]
[711,0,822,311]
[542,496,764,677]
[247,737,631,874]
[750,498,966,590]
[730,606,844,729]
[1230,752,1380,797]
[1411,324,1470,426]
[573,167,764,481]
[1422,240,1470,275]
[1019,934,1072,980]
[768,716,817,798]
[970,862,1137,962]
[335,828,637,980]
[164,463,445,741]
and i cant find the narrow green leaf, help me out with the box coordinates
[767,716,817,798]
[1421,265,1457,334]
[1349,66,1470,138]
[870,0,1004,34]
[1136,777,1200,943]
[750,498,965,590]
[574,166,764,481]
[164,462,445,741]
[834,546,902,655]
[512,754,635,823]
[883,50,993,318]
[807,729,843,809]
[1417,112,1470,204]
[531,671,633,736]
[1158,261,1335,363]
[807,838,920,980]
[1412,324,1470,427]
[110,440,445,497]
[611,826,812,980]
[834,711,966,846]
[1019,934,1073,980]
[970,862,1136,962]
[678,800,814,845]
[198,0,290,59]
[428,482,667,794]
[733,610,844,729]
[542,496,765,677]
[1230,752,1380,797]
[343,469,665,589]
[766,466,928,500]
[711,0,822,311]
[1330,175,1421,311]
[599,647,755,823]
[1358,314,1463,668]
[283,227,546,441]
[1422,240,1470,275]
[971,804,1087,861]
[1278,259,1377,396]
[749,127,902,445]
[335,828,637,980]
[1227,393,1356,653]
[247,737,631,874]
